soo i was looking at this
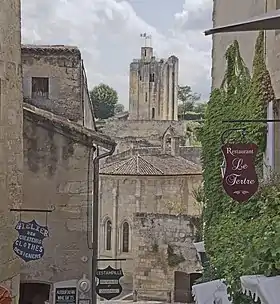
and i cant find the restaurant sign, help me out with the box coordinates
[13,219,49,262]
[221,143,258,202]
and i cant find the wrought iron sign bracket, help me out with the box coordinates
[10,206,55,213]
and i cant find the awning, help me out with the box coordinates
[192,279,232,304]
[241,275,280,304]
[205,9,280,35]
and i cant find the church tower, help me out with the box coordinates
[0,0,23,296]
[128,44,179,121]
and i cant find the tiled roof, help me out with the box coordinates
[100,154,201,176]
[21,44,81,58]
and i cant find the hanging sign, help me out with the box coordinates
[221,143,259,202]
[13,219,49,262]
[55,287,77,304]
[95,266,123,300]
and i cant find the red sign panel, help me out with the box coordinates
[0,286,12,304]
[221,143,259,202]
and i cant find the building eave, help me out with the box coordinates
[205,9,280,35]
[23,103,116,150]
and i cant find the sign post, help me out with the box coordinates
[95,266,123,300]
[221,143,259,202]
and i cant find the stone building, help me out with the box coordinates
[212,0,280,172]
[21,44,94,129]
[129,46,178,121]
[18,45,116,304]
[1,3,116,304]
[98,132,202,289]
[0,0,23,303]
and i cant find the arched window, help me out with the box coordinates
[105,220,112,250]
[122,222,129,253]
[152,108,155,119]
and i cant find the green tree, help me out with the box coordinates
[178,85,201,115]
[114,103,125,114]
[90,83,118,119]
[193,102,207,114]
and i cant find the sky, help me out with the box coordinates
[21,0,213,109]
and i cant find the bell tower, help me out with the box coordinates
[128,34,179,121]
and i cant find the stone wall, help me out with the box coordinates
[21,115,92,283]
[105,146,201,165]
[0,0,23,302]
[22,46,83,123]
[132,213,201,297]
[212,0,280,173]
[98,175,202,282]
[101,120,185,150]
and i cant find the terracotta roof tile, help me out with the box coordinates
[100,154,201,176]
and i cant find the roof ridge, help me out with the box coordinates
[138,154,164,174]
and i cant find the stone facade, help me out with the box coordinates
[21,104,93,284]
[22,45,95,128]
[212,0,280,172]
[98,151,202,283]
[0,0,23,302]
[133,213,201,299]
[129,46,178,121]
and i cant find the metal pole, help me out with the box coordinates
[91,144,116,304]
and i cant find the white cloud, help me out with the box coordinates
[21,0,212,107]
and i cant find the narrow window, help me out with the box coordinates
[32,77,49,98]
[152,107,155,119]
[138,70,142,81]
[122,222,129,252]
[144,49,146,56]
[145,92,148,102]
[149,73,155,82]
[106,220,112,250]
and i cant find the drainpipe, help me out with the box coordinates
[264,0,275,175]
[91,144,116,304]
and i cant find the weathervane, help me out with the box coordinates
[140,33,152,47]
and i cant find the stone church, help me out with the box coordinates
[98,46,203,301]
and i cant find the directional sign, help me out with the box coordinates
[13,219,49,262]
[95,266,124,300]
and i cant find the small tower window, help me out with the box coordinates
[145,92,148,102]
[152,107,155,119]
[149,73,155,82]
[144,49,146,56]
[138,70,142,81]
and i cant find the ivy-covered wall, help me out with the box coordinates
[200,31,280,303]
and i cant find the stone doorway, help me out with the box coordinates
[174,272,202,303]
[174,271,189,303]
[19,283,50,304]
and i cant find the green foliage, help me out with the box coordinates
[167,245,185,267]
[115,103,125,114]
[201,31,280,303]
[90,83,118,119]
[178,85,201,114]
